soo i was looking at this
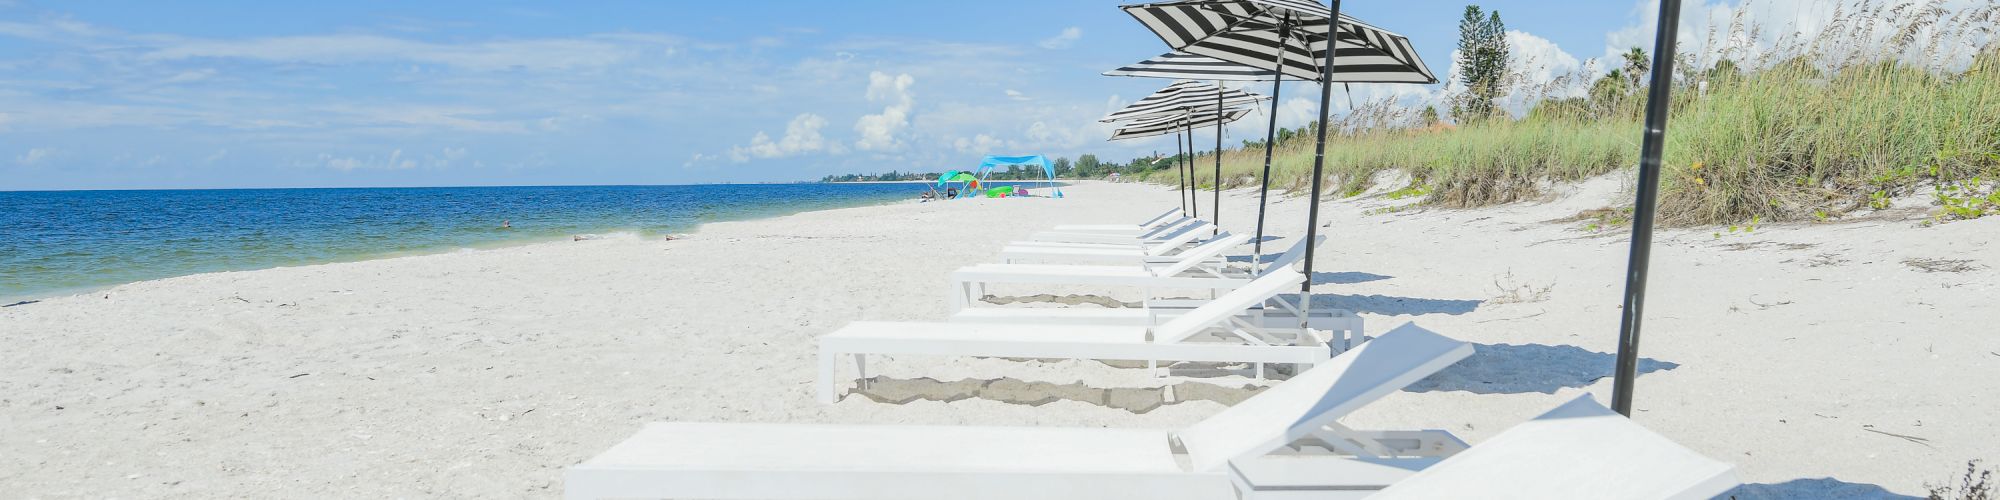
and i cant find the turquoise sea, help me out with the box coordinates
[0,183,992,301]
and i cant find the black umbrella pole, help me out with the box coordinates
[1176,122,1192,218]
[1253,18,1290,264]
[1214,82,1225,236]
[1300,0,1343,297]
[1175,132,1188,214]
[1612,0,1683,417]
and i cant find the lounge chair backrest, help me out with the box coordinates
[1140,217,1203,241]
[1368,395,1739,499]
[1176,323,1474,472]
[1144,222,1213,256]
[1138,207,1185,229]
[1150,265,1304,345]
[1149,232,1246,277]
[1258,235,1326,277]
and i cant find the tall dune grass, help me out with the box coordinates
[1154,2,2000,226]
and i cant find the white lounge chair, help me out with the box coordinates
[1364,395,1739,499]
[950,296,1360,342]
[1031,215,1205,245]
[826,265,1347,403]
[1005,219,1211,251]
[998,228,1236,265]
[949,234,1316,311]
[1049,206,1184,233]
[566,324,1475,500]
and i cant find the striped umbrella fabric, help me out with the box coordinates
[1121,0,1438,84]
[1100,80,1270,123]
[1103,52,1279,81]
[1107,107,1253,140]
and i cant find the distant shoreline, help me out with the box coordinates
[820,180,1077,185]
[0,184,922,302]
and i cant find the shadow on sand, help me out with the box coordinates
[1295,293,1483,316]
[1312,271,1393,285]
[1720,478,1920,499]
[1407,343,1680,394]
[853,375,1268,414]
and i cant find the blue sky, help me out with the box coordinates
[0,0,1922,190]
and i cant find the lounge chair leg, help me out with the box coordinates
[1149,359,1159,378]
[854,354,868,390]
[1255,362,1265,379]
[817,349,838,404]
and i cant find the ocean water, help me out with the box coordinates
[0,183,990,301]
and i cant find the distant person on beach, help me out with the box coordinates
[946,187,959,199]
[920,190,936,202]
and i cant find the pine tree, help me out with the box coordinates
[1455,5,1509,121]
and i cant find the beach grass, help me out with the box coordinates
[1142,4,2000,226]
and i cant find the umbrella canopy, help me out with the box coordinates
[1121,0,1439,334]
[1104,52,1280,81]
[1109,105,1252,218]
[1100,80,1270,123]
[1107,107,1253,140]
[1121,0,1438,84]
[936,171,978,184]
[1120,0,1438,267]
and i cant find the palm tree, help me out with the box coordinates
[1622,47,1650,90]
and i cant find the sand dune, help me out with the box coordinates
[2,180,1994,498]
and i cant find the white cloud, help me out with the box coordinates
[315,149,420,171]
[953,134,1004,153]
[853,71,915,151]
[1275,96,1319,129]
[161,68,217,84]
[729,113,837,162]
[142,34,656,71]
[15,147,55,166]
[0,111,9,131]
[1004,89,1031,101]
[1606,0,1997,74]
[1038,27,1082,50]
[684,152,716,167]
[202,148,228,164]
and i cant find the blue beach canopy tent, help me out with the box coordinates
[973,155,1062,198]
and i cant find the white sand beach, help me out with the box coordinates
[2,180,1995,498]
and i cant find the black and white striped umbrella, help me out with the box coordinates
[1110,105,1254,218]
[1107,106,1253,140]
[1121,0,1437,84]
[1104,52,1280,81]
[1120,1,1438,269]
[1101,80,1269,123]
[1121,0,1439,331]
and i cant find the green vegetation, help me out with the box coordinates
[832,4,1998,227]
[1928,460,1992,500]
[1131,3,2000,226]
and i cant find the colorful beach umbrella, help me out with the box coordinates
[1611,0,1686,417]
